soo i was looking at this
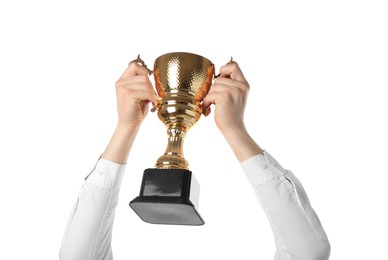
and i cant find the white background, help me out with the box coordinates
[0,0,387,259]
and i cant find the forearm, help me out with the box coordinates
[102,123,140,164]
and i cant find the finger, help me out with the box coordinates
[219,62,248,84]
[117,76,161,102]
[116,75,153,88]
[119,61,150,80]
[202,91,221,110]
[117,82,161,103]
[213,77,248,91]
[206,80,239,97]
[135,88,161,103]
[129,90,160,103]
[202,82,230,106]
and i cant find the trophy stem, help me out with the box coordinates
[156,126,189,169]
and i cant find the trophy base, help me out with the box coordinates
[129,168,204,226]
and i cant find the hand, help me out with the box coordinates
[115,61,160,129]
[202,62,249,135]
[202,62,263,161]
[102,61,160,164]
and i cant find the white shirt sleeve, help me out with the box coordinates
[59,158,126,260]
[241,151,331,260]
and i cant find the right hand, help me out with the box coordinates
[115,61,160,129]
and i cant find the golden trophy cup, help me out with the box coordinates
[130,52,215,225]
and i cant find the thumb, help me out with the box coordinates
[202,92,219,115]
[149,88,161,103]
[142,77,161,103]
[202,93,215,110]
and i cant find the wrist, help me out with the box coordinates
[220,124,248,141]
[116,121,141,132]
[101,123,140,164]
[221,126,263,162]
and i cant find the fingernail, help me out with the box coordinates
[203,107,210,116]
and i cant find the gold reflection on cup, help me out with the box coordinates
[152,52,215,169]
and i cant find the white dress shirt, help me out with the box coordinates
[59,151,330,260]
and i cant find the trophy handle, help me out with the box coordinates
[131,54,153,75]
[214,56,235,79]
[151,102,161,113]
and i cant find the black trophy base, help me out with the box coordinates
[129,168,204,226]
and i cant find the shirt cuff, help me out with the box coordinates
[241,150,287,186]
[85,158,126,190]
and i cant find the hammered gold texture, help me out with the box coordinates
[153,52,215,169]
[154,52,214,101]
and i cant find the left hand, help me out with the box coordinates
[202,62,250,136]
